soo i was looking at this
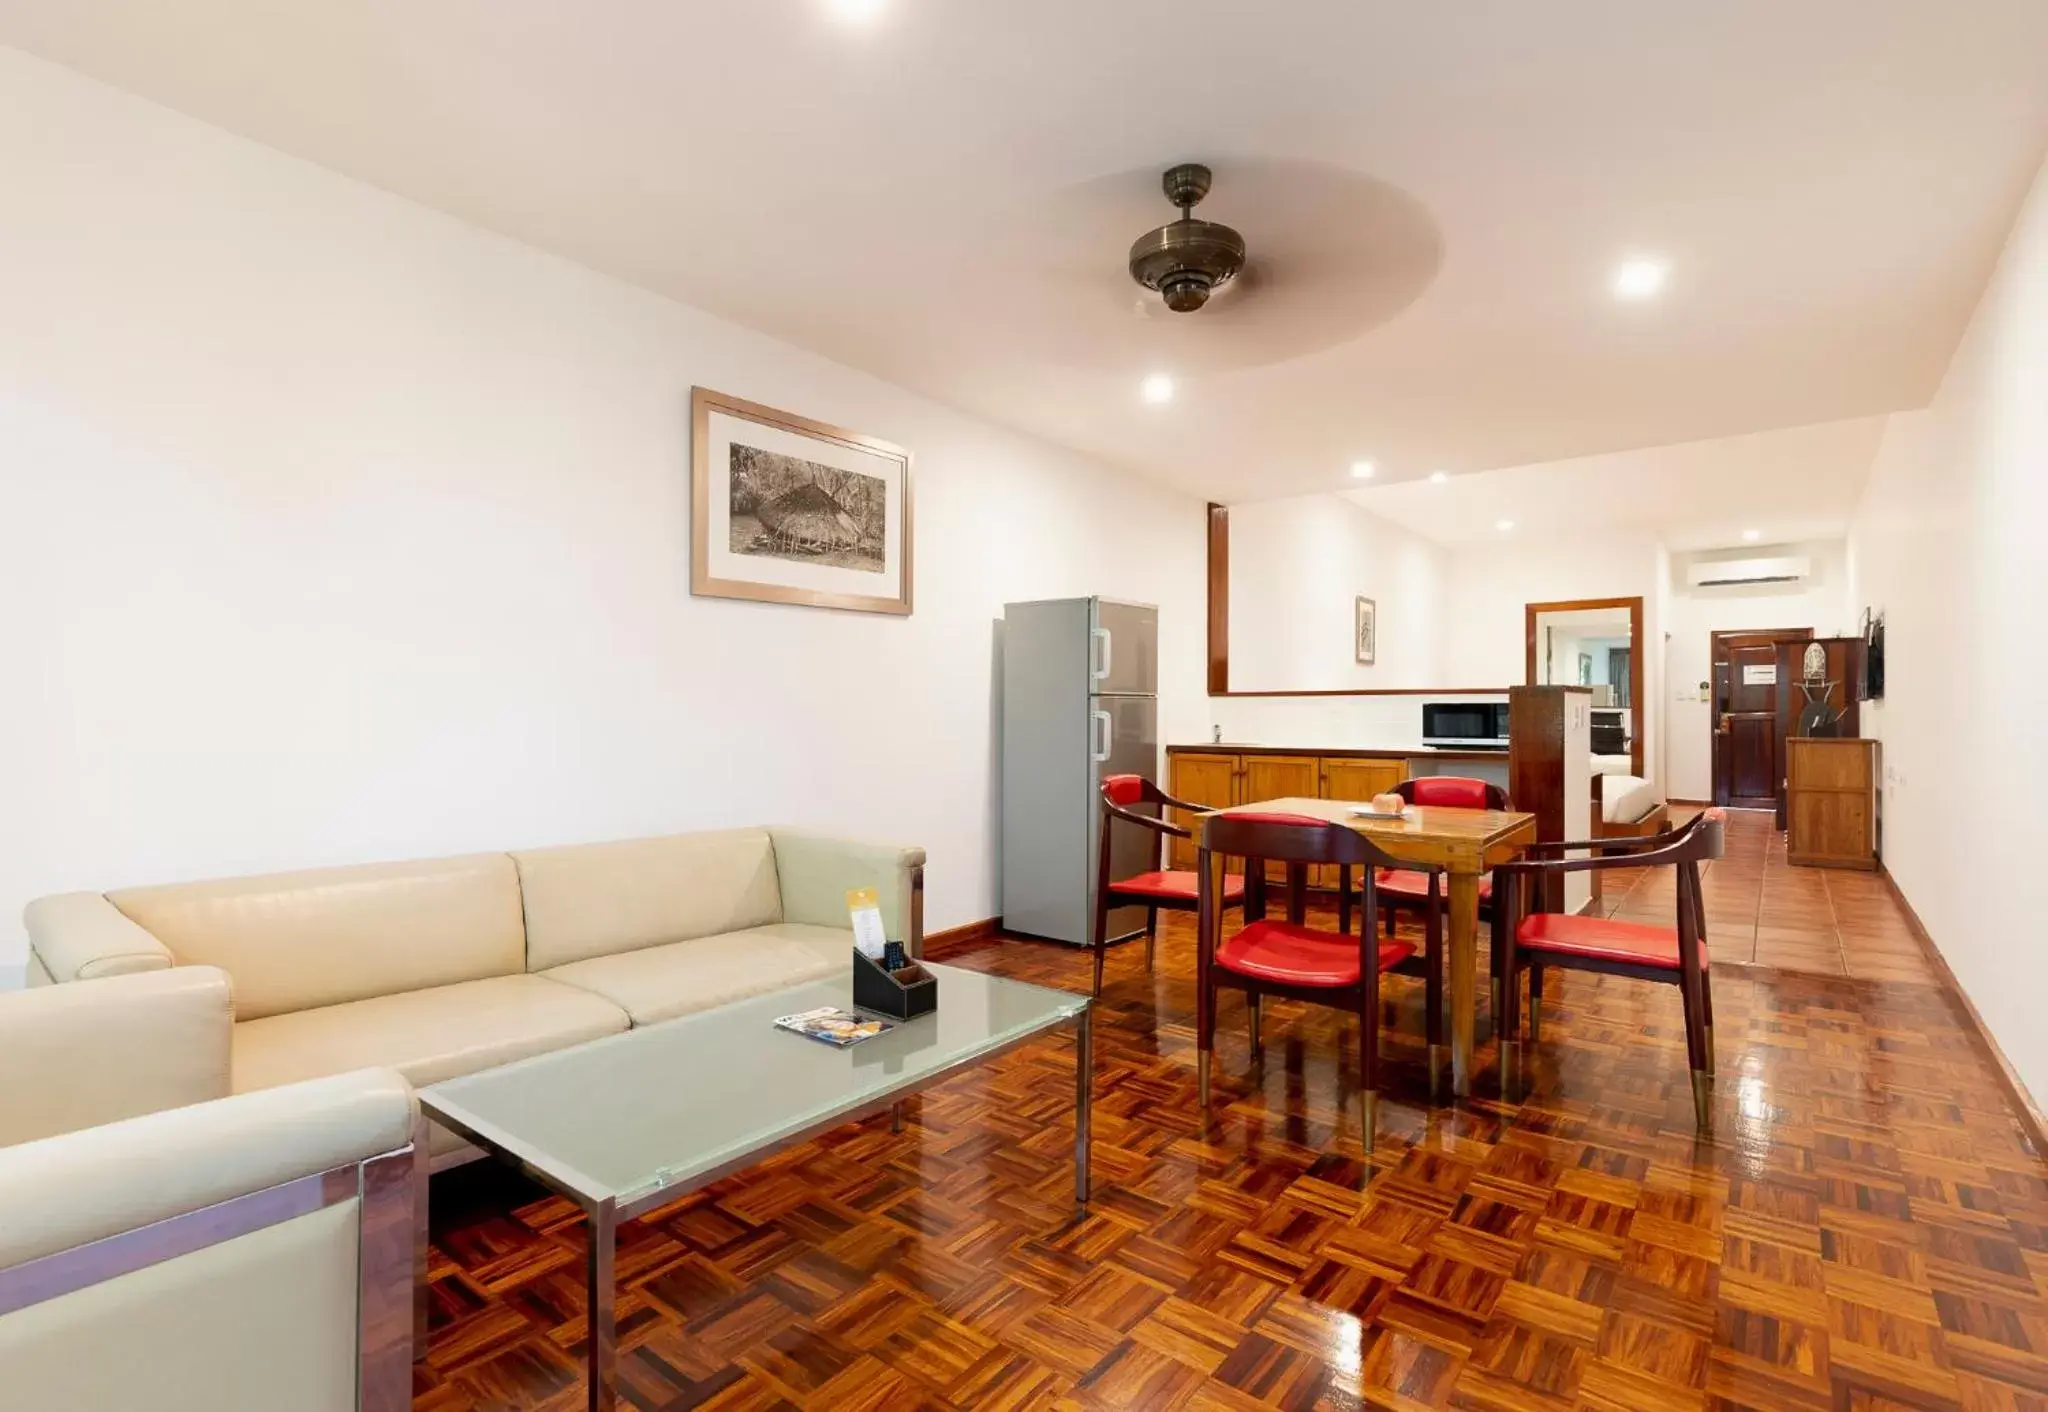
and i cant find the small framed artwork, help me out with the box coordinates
[1577,652,1593,685]
[1354,596,1377,665]
[691,387,913,615]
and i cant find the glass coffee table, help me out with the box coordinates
[420,962,1092,1412]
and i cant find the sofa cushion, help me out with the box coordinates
[513,829,784,972]
[111,855,527,1021]
[540,922,851,1027]
[231,974,627,1100]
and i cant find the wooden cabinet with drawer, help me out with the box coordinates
[1786,737,1878,869]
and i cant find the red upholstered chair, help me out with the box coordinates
[1197,811,1414,1150]
[1094,774,1244,998]
[1333,777,1509,1063]
[1495,810,1726,1125]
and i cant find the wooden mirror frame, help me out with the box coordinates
[1524,596,1645,777]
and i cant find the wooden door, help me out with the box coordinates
[1242,754,1320,884]
[1712,629,1809,810]
[1317,758,1405,887]
[1166,752,1239,871]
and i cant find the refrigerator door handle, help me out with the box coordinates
[1091,709,1112,763]
[1092,627,1112,682]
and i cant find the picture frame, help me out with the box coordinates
[1354,595,1376,665]
[691,387,914,615]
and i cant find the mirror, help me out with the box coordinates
[1526,597,1644,776]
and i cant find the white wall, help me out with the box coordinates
[1661,540,1855,800]
[0,48,1209,975]
[1847,150,2048,1100]
[1227,493,1449,691]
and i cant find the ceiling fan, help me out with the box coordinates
[1127,163,1247,314]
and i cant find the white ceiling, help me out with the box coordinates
[2,1,2044,504]
[1348,414,1887,550]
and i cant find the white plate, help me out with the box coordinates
[1347,806,1408,820]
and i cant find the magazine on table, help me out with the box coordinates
[774,1006,894,1048]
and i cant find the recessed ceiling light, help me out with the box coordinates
[1496,519,1515,532]
[1612,257,1669,300]
[826,0,886,21]
[1428,471,1450,485]
[1350,461,1375,480]
[1140,373,1175,405]
[1741,528,1762,543]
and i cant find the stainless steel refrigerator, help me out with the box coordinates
[1000,597,1160,946]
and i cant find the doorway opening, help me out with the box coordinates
[1710,628,1812,814]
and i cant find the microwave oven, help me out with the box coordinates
[1421,700,1510,750]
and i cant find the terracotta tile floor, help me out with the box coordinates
[1596,808,1938,984]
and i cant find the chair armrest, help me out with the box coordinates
[0,967,236,1148]
[768,830,928,956]
[24,893,174,983]
[1105,799,1191,840]
[0,1068,415,1270]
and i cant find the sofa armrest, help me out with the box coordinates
[0,1067,416,1270]
[768,830,927,956]
[24,892,174,983]
[0,966,235,1148]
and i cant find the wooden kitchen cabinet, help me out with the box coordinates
[1315,758,1408,888]
[1166,750,1240,871]
[1320,758,1405,802]
[1166,749,1422,877]
[1786,737,1878,869]
[1242,755,1321,883]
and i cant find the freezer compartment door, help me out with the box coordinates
[1090,599,1158,697]
[1090,693,1160,943]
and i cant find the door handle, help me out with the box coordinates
[1092,628,1113,681]
[1092,710,1112,763]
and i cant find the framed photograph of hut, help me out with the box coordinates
[691,387,913,615]
[1354,596,1376,665]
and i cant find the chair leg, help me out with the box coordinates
[1677,972,1711,1126]
[1092,933,1106,999]
[1424,893,1444,1054]
[1700,973,1716,1075]
[1338,866,1352,938]
[1247,992,1262,1061]
[1144,907,1158,974]
[1358,976,1380,1158]
[1528,963,1544,1043]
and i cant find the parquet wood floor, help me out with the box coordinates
[416,820,2035,1410]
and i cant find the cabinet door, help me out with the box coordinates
[1166,752,1240,872]
[1241,755,1320,885]
[1313,758,1407,887]
[1320,758,1405,802]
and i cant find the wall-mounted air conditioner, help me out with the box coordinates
[1686,555,1811,588]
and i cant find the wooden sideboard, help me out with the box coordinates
[1164,747,1410,881]
[1786,737,1879,869]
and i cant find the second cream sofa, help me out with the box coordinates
[25,827,924,1157]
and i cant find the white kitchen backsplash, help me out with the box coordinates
[1206,690,1508,750]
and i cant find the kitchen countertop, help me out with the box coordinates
[1169,743,1512,762]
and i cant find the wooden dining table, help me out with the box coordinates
[1215,796,1538,1098]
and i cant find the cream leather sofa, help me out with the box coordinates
[25,827,924,1160]
[0,968,417,1412]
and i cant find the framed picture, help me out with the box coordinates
[691,387,913,615]
[1354,596,1376,665]
[1577,652,1593,685]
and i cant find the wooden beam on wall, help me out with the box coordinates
[1207,502,1229,695]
